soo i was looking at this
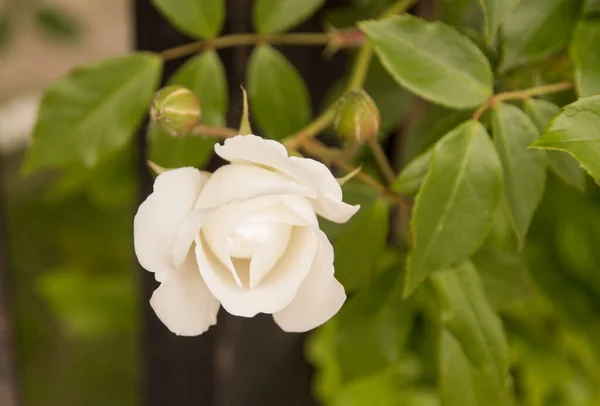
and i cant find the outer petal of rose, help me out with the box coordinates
[134,168,209,282]
[194,163,316,210]
[195,225,317,317]
[171,209,209,268]
[313,195,361,224]
[150,253,220,336]
[214,135,359,223]
[273,231,346,333]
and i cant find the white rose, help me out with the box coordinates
[134,134,360,336]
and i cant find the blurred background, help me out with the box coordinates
[0,1,138,405]
[4,1,600,406]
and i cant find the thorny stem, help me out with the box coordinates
[160,31,364,61]
[472,81,573,121]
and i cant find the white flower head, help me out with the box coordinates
[134,134,360,336]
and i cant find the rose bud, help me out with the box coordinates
[334,88,380,143]
[150,85,201,137]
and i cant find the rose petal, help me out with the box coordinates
[194,163,316,210]
[134,167,209,282]
[313,195,361,224]
[279,196,319,227]
[273,231,346,332]
[150,253,220,336]
[195,225,317,317]
[201,196,309,287]
[214,135,359,223]
[171,209,209,268]
[249,224,292,288]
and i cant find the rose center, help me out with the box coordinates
[227,221,288,259]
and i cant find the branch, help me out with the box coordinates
[160,30,364,61]
[472,81,573,121]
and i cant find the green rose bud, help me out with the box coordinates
[150,85,201,137]
[334,88,380,143]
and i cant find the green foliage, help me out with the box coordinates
[253,0,325,34]
[478,0,521,42]
[361,15,493,109]
[501,0,583,71]
[433,261,513,406]
[524,99,586,191]
[393,148,432,196]
[334,199,389,291]
[571,19,600,97]
[491,103,547,246]
[406,121,503,296]
[247,45,311,139]
[148,50,228,168]
[24,53,162,172]
[471,245,532,311]
[307,257,421,405]
[532,95,600,182]
[151,0,224,38]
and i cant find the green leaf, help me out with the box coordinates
[148,50,227,168]
[501,0,583,71]
[360,15,493,109]
[478,0,521,42]
[433,261,512,406]
[334,199,389,292]
[24,53,162,173]
[472,245,532,310]
[524,99,585,191]
[531,95,600,182]
[336,262,413,382]
[151,0,224,38]
[571,19,600,97]
[247,45,311,139]
[45,147,136,208]
[491,103,547,246]
[405,121,503,296]
[253,0,325,34]
[393,149,433,196]
[34,6,80,41]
